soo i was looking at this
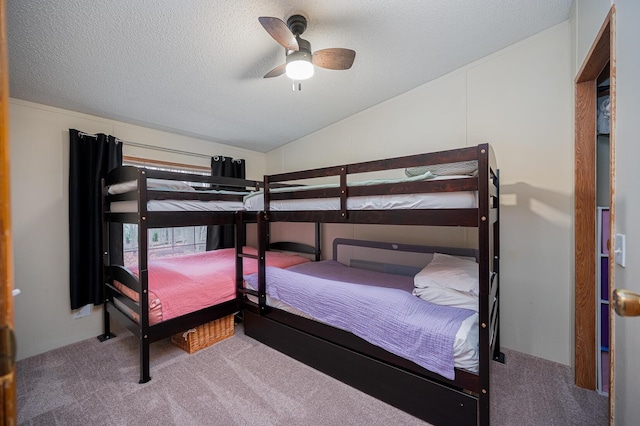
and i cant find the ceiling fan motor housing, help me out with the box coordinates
[286,37,311,63]
[287,14,308,36]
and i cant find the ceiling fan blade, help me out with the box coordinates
[258,17,299,51]
[263,63,286,78]
[312,48,356,70]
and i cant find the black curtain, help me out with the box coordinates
[69,129,122,309]
[206,156,245,250]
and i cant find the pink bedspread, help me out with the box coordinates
[119,247,310,324]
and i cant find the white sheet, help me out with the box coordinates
[109,199,245,212]
[244,191,476,211]
[243,174,476,211]
[108,185,249,212]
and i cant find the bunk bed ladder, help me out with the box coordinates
[236,211,262,310]
[237,213,321,314]
[492,169,505,364]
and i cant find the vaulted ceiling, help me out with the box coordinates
[7,1,573,152]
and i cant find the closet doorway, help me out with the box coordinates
[595,63,611,396]
[574,3,615,410]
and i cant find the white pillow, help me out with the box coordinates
[405,160,478,178]
[413,253,478,295]
[413,286,478,311]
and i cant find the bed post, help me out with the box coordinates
[137,169,151,383]
[477,143,504,425]
[477,144,491,425]
[235,211,244,304]
[257,212,268,314]
[98,178,115,342]
[314,223,321,261]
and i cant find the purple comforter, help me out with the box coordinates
[244,262,474,380]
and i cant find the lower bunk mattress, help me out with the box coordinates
[114,247,310,325]
[244,260,478,380]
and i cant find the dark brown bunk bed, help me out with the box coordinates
[99,165,261,383]
[240,143,502,426]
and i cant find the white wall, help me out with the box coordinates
[9,99,265,360]
[266,23,573,365]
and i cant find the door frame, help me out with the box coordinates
[574,3,615,411]
[0,0,17,421]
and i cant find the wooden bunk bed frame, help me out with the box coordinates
[241,143,502,426]
[99,166,261,383]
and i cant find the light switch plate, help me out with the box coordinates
[614,233,626,267]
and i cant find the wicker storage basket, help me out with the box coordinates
[171,315,234,354]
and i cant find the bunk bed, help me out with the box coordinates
[99,166,313,383]
[240,143,501,426]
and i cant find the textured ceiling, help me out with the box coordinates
[7,0,572,153]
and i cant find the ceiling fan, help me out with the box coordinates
[259,14,356,81]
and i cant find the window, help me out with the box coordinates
[122,157,210,266]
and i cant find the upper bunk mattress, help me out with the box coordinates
[107,180,248,212]
[109,199,245,213]
[243,174,477,211]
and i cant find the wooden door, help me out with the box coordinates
[0,0,17,423]
[610,1,640,423]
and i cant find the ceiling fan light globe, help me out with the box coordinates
[286,60,314,80]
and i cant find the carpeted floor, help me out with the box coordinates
[490,347,608,426]
[16,323,607,425]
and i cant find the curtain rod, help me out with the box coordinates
[77,131,212,160]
